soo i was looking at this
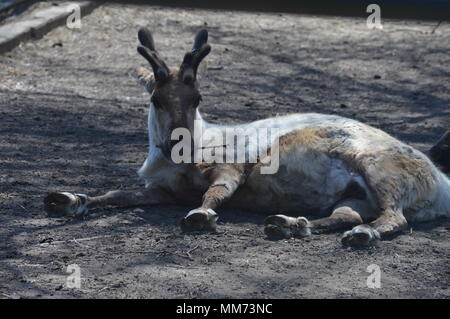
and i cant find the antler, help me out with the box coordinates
[179,29,211,84]
[137,28,170,82]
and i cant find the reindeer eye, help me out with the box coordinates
[193,95,202,108]
[151,96,162,109]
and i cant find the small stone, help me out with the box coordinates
[39,237,53,244]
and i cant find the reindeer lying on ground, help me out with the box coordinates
[44,29,450,247]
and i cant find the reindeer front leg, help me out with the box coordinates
[180,164,246,232]
[43,187,172,217]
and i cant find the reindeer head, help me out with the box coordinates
[136,28,211,159]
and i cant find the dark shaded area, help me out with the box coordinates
[429,129,450,173]
[98,0,450,21]
[0,0,36,23]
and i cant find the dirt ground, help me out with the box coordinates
[0,4,449,299]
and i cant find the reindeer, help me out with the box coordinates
[44,29,450,247]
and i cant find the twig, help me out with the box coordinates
[177,253,193,260]
[207,66,224,71]
[72,238,91,249]
[38,235,112,247]
[388,28,427,34]
[1,292,16,299]
[179,245,200,260]
[187,245,200,255]
[164,264,187,269]
[129,249,160,254]
[431,21,442,34]
[97,286,111,294]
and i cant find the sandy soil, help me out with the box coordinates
[0,4,449,298]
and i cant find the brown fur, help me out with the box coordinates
[153,69,201,128]
[195,163,248,210]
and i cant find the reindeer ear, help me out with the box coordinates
[180,29,211,84]
[135,67,155,93]
[137,28,169,82]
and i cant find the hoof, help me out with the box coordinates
[341,225,380,247]
[264,215,311,240]
[43,192,89,217]
[180,208,218,232]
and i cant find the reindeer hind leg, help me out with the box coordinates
[340,151,429,246]
[264,215,311,240]
[341,208,407,246]
[264,198,373,240]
